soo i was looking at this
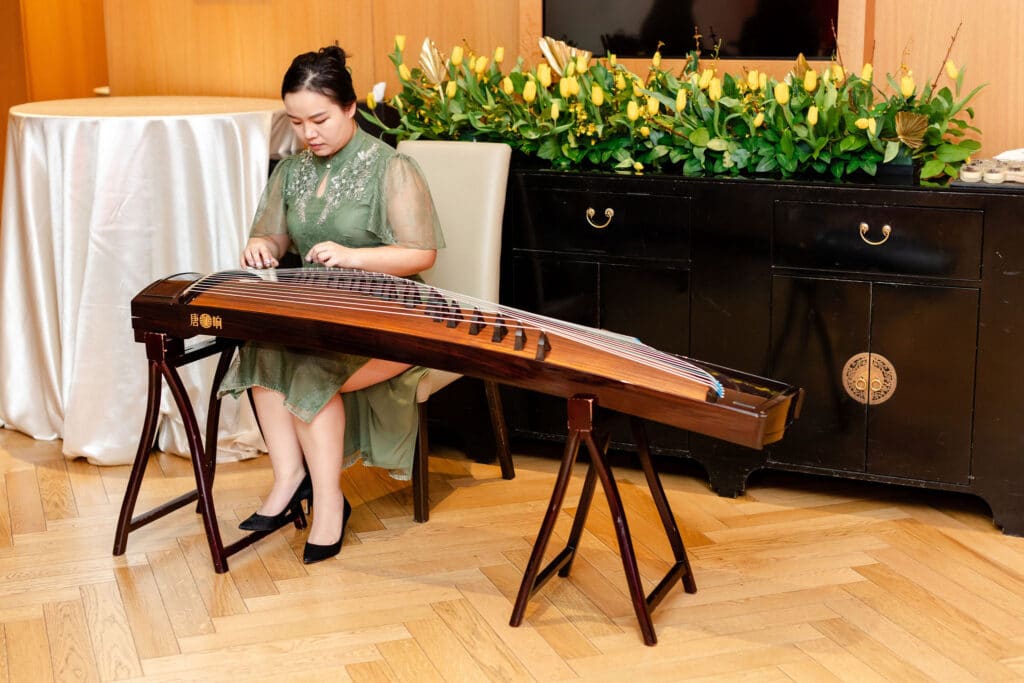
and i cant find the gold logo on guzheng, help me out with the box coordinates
[189,313,223,330]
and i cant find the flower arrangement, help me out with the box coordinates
[363,32,984,182]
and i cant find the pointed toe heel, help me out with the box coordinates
[302,498,352,565]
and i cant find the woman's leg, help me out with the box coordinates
[293,359,413,545]
[251,386,307,515]
[293,393,347,545]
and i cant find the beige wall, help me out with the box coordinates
[870,0,1023,156]
[1,0,108,211]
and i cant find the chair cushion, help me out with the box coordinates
[415,369,462,403]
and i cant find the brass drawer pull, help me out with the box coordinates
[586,207,614,229]
[859,221,892,246]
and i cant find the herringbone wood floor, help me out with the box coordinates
[3,426,1024,682]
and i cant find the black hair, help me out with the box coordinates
[280,45,356,106]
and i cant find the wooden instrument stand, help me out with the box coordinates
[111,332,285,573]
[510,395,697,646]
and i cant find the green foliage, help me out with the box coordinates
[362,40,984,183]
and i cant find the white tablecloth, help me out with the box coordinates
[0,96,297,464]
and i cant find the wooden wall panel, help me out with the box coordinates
[0,1,28,193]
[104,0,375,100]
[21,0,108,101]
[369,0,522,99]
[871,0,1023,156]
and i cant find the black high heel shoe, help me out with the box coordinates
[303,497,351,565]
[239,472,313,532]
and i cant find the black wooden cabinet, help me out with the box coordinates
[499,168,1024,535]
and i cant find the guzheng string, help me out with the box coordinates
[190,268,724,397]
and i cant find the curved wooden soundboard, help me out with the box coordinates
[131,269,801,449]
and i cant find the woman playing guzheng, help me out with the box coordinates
[218,46,444,564]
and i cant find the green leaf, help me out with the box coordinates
[936,144,971,162]
[920,159,946,178]
[707,138,728,151]
[883,140,900,164]
[689,127,710,146]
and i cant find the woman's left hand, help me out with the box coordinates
[305,241,356,268]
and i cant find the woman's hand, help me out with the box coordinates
[306,241,356,268]
[241,237,280,269]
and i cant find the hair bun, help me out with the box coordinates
[319,45,347,68]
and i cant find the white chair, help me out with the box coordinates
[397,139,515,522]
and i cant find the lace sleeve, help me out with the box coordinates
[249,158,290,238]
[375,153,445,250]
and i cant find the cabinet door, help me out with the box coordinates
[769,276,978,484]
[867,284,977,484]
[768,276,870,471]
[507,254,691,451]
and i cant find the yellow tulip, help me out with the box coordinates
[627,100,640,121]
[395,35,406,52]
[591,84,604,106]
[474,57,488,75]
[551,101,560,121]
[398,63,412,81]
[467,56,477,73]
[652,51,662,69]
[494,46,505,64]
[640,125,650,137]
[502,76,514,95]
[699,68,714,89]
[632,79,642,97]
[675,88,687,112]
[803,69,818,92]
[633,161,643,172]
[559,77,572,99]
[807,105,818,126]
[576,54,589,72]
[759,72,767,91]
[647,96,659,115]
[537,63,551,88]
[831,64,845,82]
[753,112,764,128]
[855,117,876,134]
[366,92,376,110]
[900,74,915,98]
[774,81,790,105]
[860,63,873,81]
[451,45,464,67]
[445,80,458,99]
[708,77,722,102]
[747,69,759,90]
[566,61,576,78]
[945,59,959,80]
[522,80,537,103]
[608,53,617,67]
[615,73,626,91]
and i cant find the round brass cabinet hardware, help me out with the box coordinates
[842,352,897,405]
[586,207,614,229]
[858,221,892,246]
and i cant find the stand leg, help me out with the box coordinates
[510,397,698,646]
[632,418,697,599]
[510,428,583,627]
[161,361,229,572]
[581,430,657,645]
[112,358,164,556]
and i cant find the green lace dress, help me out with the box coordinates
[218,127,444,480]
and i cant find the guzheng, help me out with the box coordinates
[131,267,801,449]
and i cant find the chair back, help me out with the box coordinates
[396,140,512,302]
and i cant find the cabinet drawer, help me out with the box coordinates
[515,189,690,261]
[773,200,983,279]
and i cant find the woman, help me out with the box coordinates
[219,46,444,564]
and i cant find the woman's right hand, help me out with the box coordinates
[241,237,280,269]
